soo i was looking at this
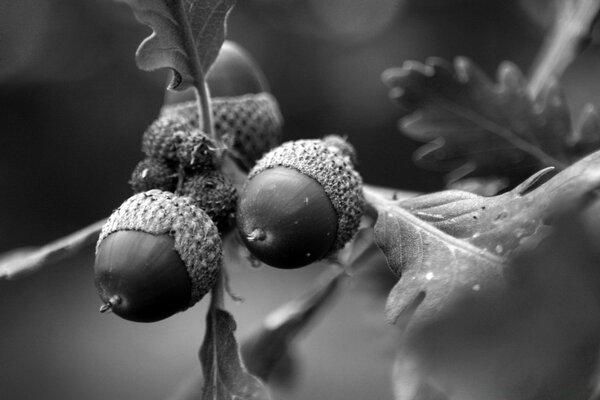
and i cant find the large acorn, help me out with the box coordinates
[236,137,364,269]
[94,190,222,322]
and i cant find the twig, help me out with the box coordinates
[0,219,106,280]
[528,0,600,98]
[0,185,416,282]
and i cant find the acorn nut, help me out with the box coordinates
[206,40,270,97]
[164,40,270,104]
[94,190,222,322]
[236,138,364,269]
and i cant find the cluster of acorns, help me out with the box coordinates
[94,42,365,323]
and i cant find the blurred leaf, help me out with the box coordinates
[528,0,600,97]
[200,308,270,400]
[240,268,345,390]
[383,57,600,181]
[120,0,235,90]
[392,344,449,400]
[407,212,600,400]
[447,177,509,196]
[369,149,600,326]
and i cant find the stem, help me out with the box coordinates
[210,268,225,310]
[174,1,222,154]
[194,84,219,147]
[205,269,224,399]
[528,0,600,98]
[0,185,415,281]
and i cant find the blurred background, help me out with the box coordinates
[1,0,599,399]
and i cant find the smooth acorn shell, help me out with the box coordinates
[165,41,268,104]
[94,230,191,323]
[207,41,269,97]
[237,167,338,269]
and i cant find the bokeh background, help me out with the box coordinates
[1,0,599,399]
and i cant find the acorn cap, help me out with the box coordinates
[97,190,222,305]
[180,170,238,223]
[323,135,358,165]
[142,114,192,162]
[161,93,283,168]
[248,139,364,252]
[129,158,177,193]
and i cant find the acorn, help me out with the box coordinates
[236,138,364,269]
[162,93,282,170]
[129,158,177,193]
[94,190,222,322]
[164,40,269,104]
[179,170,238,224]
[160,41,281,170]
[206,41,270,97]
[141,114,216,171]
[174,129,217,172]
[323,134,358,165]
[141,114,191,163]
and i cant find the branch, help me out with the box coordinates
[0,183,417,282]
[0,219,105,280]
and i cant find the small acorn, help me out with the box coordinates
[141,114,216,171]
[236,138,364,269]
[162,93,282,170]
[94,190,222,322]
[129,158,177,193]
[179,170,238,224]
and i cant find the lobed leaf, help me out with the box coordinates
[383,57,600,181]
[120,0,236,90]
[200,308,270,400]
[406,212,600,400]
[369,149,600,326]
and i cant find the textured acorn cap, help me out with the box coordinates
[161,93,283,168]
[323,135,358,165]
[248,139,364,252]
[142,114,191,162]
[142,114,216,170]
[180,171,238,223]
[129,158,177,193]
[97,190,222,306]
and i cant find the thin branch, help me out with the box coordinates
[0,185,417,282]
[528,0,600,98]
[0,219,106,280]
